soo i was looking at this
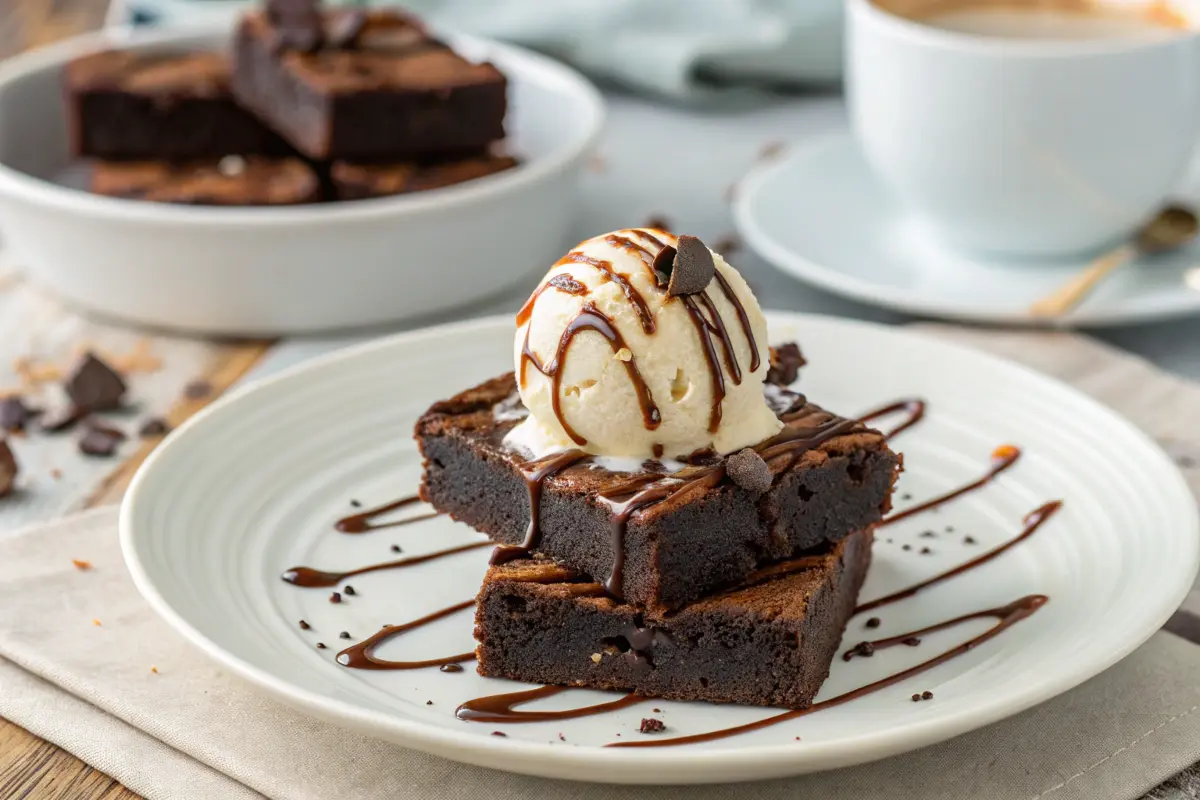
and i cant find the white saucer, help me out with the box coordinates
[120,312,1198,784]
[734,133,1200,327]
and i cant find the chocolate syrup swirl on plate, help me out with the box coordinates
[606,595,1047,748]
[858,398,927,441]
[335,494,434,533]
[881,445,1022,527]
[282,541,490,588]
[456,685,645,723]
[336,600,477,671]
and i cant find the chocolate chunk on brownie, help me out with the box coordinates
[415,371,899,611]
[232,10,507,160]
[91,157,320,205]
[330,153,518,200]
[65,50,292,160]
[475,528,872,708]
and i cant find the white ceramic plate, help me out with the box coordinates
[734,133,1200,328]
[0,27,603,335]
[121,312,1199,784]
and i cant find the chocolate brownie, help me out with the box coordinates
[416,371,899,611]
[91,157,320,205]
[475,528,872,708]
[330,153,518,200]
[65,50,292,160]
[231,10,507,160]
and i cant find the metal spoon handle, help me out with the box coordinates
[1028,243,1138,318]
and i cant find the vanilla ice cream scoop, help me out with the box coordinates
[505,229,782,461]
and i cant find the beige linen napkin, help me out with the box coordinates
[0,326,1198,800]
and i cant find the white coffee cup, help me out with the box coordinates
[848,0,1200,257]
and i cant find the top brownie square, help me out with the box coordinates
[231,10,507,160]
[416,372,900,611]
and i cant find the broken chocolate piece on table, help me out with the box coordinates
[0,396,39,433]
[64,353,127,411]
[39,406,85,434]
[767,342,806,387]
[725,448,772,495]
[78,427,123,458]
[0,439,17,497]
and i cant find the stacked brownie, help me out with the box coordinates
[416,354,900,709]
[63,0,516,206]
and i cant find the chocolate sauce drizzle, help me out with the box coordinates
[490,449,590,566]
[336,600,476,670]
[455,685,645,723]
[520,303,662,445]
[856,501,1062,614]
[844,596,1048,661]
[881,444,1022,527]
[858,398,927,441]
[606,594,1047,748]
[282,541,490,588]
[335,494,433,534]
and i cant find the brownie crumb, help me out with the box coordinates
[343,585,357,596]
[491,731,507,737]
[902,544,912,551]
[72,559,92,570]
[900,492,913,501]
[329,591,342,604]
[911,693,921,702]
[919,547,932,555]
[844,641,875,661]
[390,544,403,553]
[138,417,171,437]
[945,526,955,533]
[316,642,326,649]
[298,620,310,630]
[963,535,977,545]
[350,499,363,508]
[903,637,922,647]
[766,342,805,386]
[184,380,213,400]
[339,631,351,639]
[865,617,881,629]
[639,718,666,734]
[79,427,123,458]
[0,396,39,433]
[426,700,433,705]
[922,690,933,700]
[0,440,17,498]
[919,530,937,538]
[652,708,662,713]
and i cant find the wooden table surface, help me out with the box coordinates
[0,6,270,797]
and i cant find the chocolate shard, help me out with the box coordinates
[327,9,367,49]
[64,353,127,411]
[138,417,171,438]
[39,406,85,434]
[0,396,40,433]
[0,439,17,497]
[667,235,716,297]
[766,343,805,387]
[78,428,122,458]
[725,447,772,495]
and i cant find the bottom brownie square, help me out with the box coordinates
[90,157,321,206]
[475,528,872,709]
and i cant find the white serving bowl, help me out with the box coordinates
[0,26,604,335]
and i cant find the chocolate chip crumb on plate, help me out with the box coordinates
[121,312,1198,784]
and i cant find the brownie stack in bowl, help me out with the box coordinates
[416,229,901,709]
[63,0,516,206]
